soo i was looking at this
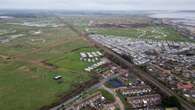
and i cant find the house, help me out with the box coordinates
[66,92,105,110]
[177,82,193,90]
[126,94,161,108]
[116,85,152,96]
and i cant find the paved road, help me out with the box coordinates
[50,74,120,110]
[86,37,195,110]
[64,24,195,110]
[52,18,195,110]
[49,18,123,110]
[102,85,125,110]
[84,37,195,110]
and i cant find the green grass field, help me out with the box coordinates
[0,17,95,110]
[98,89,115,102]
[90,26,191,42]
[48,47,99,71]
[1,15,193,110]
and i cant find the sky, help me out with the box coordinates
[0,0,195,10]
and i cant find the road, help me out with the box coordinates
[50,74,120,110]
[64,23,195,110]
[51,17,195,110]
[102,85,125,110]
[85,35,195,110]
[49,17,122,110]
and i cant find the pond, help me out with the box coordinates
[108,79,125,88]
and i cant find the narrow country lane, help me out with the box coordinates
[102,85,125,110]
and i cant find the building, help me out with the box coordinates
[126,94,161,108]
[116,86,152,96]
[177,82,193,90]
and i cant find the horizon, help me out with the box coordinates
[0,9,195,12]
[0,0,195,11]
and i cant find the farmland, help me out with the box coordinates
[90,26,191,42]
[75,15,192,42]
[1,14,194,110]
[0,17,95,110]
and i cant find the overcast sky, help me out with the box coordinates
[0,0,195,10]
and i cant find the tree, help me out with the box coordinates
[162,96,181,109]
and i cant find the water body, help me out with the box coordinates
[150,11,195,26]
[150,11,195,19]
[108,79,125,88]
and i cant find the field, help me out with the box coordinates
[0,17,95,110]
[90,26,191,42]
[55,16,191,42]
[1,15,193,110]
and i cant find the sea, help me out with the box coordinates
[150,11,195,26]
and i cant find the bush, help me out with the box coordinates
[98,89,115,102]
[162,96,181,109]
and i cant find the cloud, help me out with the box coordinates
[0,0,195,10]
